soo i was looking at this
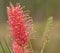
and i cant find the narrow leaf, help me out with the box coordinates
[4,38,12,53]
[0,41,5,53]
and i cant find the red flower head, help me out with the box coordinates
[13,40,23,53]
[7,2,33,46]
[13,40,30,53]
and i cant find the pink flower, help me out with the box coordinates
[7,2,32,46]
[12,40,23,53]
[7,2,33,53]
[13,40,30,53]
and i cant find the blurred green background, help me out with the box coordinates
[0,0,60,22]
[0,0,60,53]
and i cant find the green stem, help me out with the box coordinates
[40,41,47,53]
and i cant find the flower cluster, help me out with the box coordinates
[7,2,32,53]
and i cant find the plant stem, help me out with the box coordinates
[40,40,47,53]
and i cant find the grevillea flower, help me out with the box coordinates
[7,2,32,46]
[13,40,23,53]
[13,40,30,53]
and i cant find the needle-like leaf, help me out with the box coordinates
[0,41,5,53]
[4,38,12,53]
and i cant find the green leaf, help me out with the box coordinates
[42,16,53,41]
[0,41,5,53]
[4,38,12,53]
[40,16,53,53]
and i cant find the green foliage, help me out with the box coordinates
[44,16,53,35]
[40,17,53,53]
[4,38,12,53]
[0,41,5,53]
[0,38,12,53]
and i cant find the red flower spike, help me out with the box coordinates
[13,41,30,53]
[7,2,33,46]
[12,40,23,53]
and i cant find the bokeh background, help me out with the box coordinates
[0,0,60,53]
